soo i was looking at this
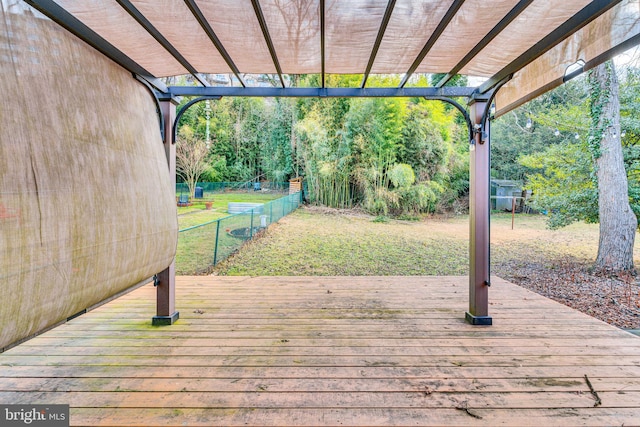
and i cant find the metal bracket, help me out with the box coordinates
[481,75,513,142]
[469,74,513,144]
[428,96,474,145]
[153,274,159,287]
[133,73,165,142]
[472,124,484,145]
[173,96,222,145]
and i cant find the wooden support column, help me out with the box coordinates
[466,97,492,326]
[153,96,179,326]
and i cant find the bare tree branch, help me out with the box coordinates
[176,133,210,200]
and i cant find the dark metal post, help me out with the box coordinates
[466,97,492,326]
[250,209,254,239]
[213,220,220,265]
[153,96,180,326]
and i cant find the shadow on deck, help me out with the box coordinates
[1,276,639,426]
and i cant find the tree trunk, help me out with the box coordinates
[589,62,637,273]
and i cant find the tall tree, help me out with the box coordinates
[493,80,589,181]
[588,61,637,273]
[347,97,404,214]
[262,99,294,183]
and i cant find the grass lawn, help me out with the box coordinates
[175,191,300,275]
[177,192,283,230]
[213,207,640,276]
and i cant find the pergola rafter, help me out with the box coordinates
[250,0,285,88]
[398,0,465,88]
[435,0,533,88]
[183,0,247,87]
[115,0,209,87]
[25,0,154,79]
[25,0,639,106]
[360,0,396,88]
[320,0,326,88]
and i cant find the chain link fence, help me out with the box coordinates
[177,192,302,274]
[176,181,290,198]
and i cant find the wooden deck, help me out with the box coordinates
[1,276,640,426]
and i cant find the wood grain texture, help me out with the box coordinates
[1,276,640,426]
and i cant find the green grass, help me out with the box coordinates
[176,204,640,277]
[175,192,301,274]
[216,209,470,276]
[179,210,228,229]
[177,192,283,230]
[177,212,265,275]
[211,208,640,276]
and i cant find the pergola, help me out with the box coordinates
[1,1,639,351]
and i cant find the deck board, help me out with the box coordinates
[1,276,640,426]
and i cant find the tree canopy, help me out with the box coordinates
[175,74,469,216]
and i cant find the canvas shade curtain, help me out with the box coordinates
[0,2,177,350]
[496,0,640,115]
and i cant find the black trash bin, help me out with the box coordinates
[194,187,203,198]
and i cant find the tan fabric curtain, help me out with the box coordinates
[496,0,640,117]
[0,3,177,350]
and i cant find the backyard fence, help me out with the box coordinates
[176,181,290,198]
[177,192,303,274]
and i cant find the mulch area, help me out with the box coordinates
[496,258,640,330]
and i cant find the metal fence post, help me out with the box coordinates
[213,219,220,265]
[250,209,254,239]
